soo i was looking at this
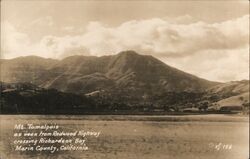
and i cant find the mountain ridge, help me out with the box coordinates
[1,51,249,114]
[1,50,221,94]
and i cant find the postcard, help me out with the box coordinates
[0,0,249,159]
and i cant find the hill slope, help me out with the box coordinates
[216,92,249,107]
[207,80,249,95]
[1,51,218,94]
[1,56,58,84]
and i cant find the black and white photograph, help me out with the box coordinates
[0,0,249,159]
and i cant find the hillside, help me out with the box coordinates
[1,51,218,94]
[0,56,58,84]
[0,82,94,114]
[1,51,249,114]
[216,92,249,107]
[207,80,249,95]
[206,80,249,102]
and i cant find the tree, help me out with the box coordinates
[199,101,209,112]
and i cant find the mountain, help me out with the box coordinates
[0,51,218,95]
[207,80,249,95]
[206,80,249,109]
[1,51,249,114]
[1,56,58,84]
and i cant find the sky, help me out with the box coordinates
[0,0,249,82]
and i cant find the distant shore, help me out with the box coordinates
[0,114,248,122]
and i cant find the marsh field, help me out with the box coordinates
[0,115,249,159]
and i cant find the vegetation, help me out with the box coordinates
[0,81,249,114]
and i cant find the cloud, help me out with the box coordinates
[1,15,249,81]
[61,26,75,32]
[38,35,90,58]
[164,47,249,82]
[163,15,198,24]
[1,22,31,58]
[29,16,54,27]
[40,14,248,59]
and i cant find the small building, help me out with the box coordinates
[153,108,165,112]
[182,107,199,112]
[219,106,243,113]
[2,88,16,93]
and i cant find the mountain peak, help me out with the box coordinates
[117,50,139,57]
[13,55,56,61]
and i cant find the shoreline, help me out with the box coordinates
[0,114,248,122]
